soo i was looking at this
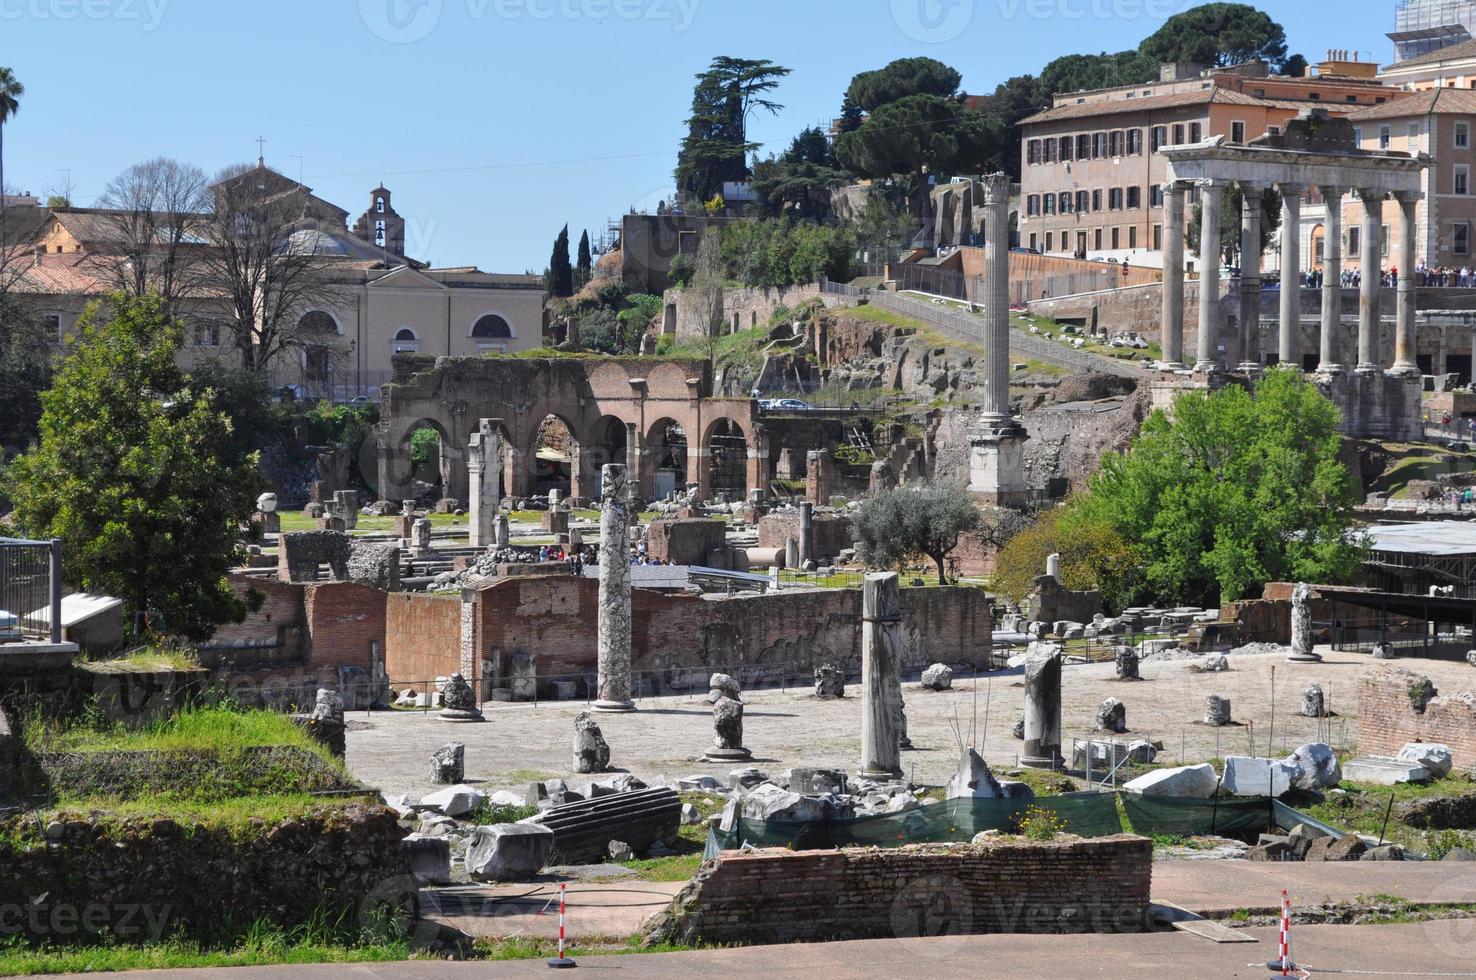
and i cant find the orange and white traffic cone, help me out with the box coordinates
[547,882,577,969]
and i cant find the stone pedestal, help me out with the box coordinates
[494,514,510,548]
[468,419,503,549]
[594,464,636,713]
[968,424,1029,506]
[859,572,904,779]
[1022,646,1063,768]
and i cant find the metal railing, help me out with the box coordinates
[0,538,62,643]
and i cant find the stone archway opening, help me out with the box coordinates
[534,414,577,498]
[586,416,628,499]
[646,418,688,500]
[402,418,451,502]
[707,418,748,499]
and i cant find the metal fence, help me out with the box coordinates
[0,538,62,643]
[864,290,1142,379]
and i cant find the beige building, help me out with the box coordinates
[5,165,545,400]
[1018,60,1402,268]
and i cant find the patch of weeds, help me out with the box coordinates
[466,802,540,826]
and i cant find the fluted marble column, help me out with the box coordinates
[1357,189,1384,371]
[1393,192,1420,375]
[1238,182,1264,371]
[1195,179,1226,372]
[1160,181,1187,369]
[981,173,1012,425]
[1279,185,1303,369]
[1318,185,1346,373]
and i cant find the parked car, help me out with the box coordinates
[775,399,811,410]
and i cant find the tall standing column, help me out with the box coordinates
[858,571,904,779]
[981,172,1012,425]
[1195,179,1226,372]
[1022,644,1064,768]
[624,421,642,506]
[1160,181,1187,369]
[1279,185,1303,369]
[968,173,1029,505]
[1357,189,1384,371]
[467,418,502,549]
[1318,186,1346,372]
[798,500,814,566]
[1393,193,1420,375]
[1238,182,1264,371]
[594,464,636,712]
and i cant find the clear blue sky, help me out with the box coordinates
[3,0,1398,272]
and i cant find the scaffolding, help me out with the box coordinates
[1392,0,1476,62]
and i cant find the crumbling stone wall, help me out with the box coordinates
[1359,667,1476,768]
[345,542,401,592]
[757,512,854,560]
[647,836,1152,946]
[278,531,351,583]
[646,519,728,566]
[0,804,411,940]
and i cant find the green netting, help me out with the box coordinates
[705,792,1124,857]
[1121,794,1273,838]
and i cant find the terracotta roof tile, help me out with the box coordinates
[1347,88,1476,120]
[1385,37,1476,72]
[1020,87,1268,125]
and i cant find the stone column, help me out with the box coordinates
[1194,179,1226,372]
[624,422,642,505]
[594,464,636,712]
[1279,185,1303,369]
[1357,189,1384,371]
[1393,193,1420,375]
[1160,181,1187,369]
[467,419,502,549]
[1022,645,1064,768]
[1238,182,1264,371]
[1319,186,1345,372]
[1289,582,1321,663]
[981,172,1012,425]
[859,571,904,779]
[494,513,510,548]
[798,500,814,565]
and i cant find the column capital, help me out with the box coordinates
[1159,179,1188,195]
[1195,177,1230,192]
[1276,181,1305,198]
[1391,190,1423,207]
[981,172,1012,205]
[1317,184,1347,202]
[1353,187,1389,205]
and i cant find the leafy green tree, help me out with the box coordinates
[547,224,574,298]
[1139,3,1293,72]
[6,294,263,640]
[751,127,848,220]
[410,425,440,473]
[969,75,1048,179]
[1074,367,1366,607]
[0,292,54,451]
[576,230,593,290]
[844,57,961,113]
[1188,184,1283,265]
[1039,50,1155,97]
[835,94,1000,218]
[847,192,916,263]
[854,484,982,585]
[993,505,1143,611]
[675,57,791,203]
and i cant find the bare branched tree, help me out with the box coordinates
[689,229,726,362]
[93,157,211,317]
[199,163,332,373]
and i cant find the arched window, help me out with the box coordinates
[392,327,419,354]
[375,195,385,213]
[297,310,338,335]
[471,314,513,339]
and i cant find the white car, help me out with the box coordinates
[0,610,19,641]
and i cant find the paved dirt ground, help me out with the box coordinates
[345,648,1476,801]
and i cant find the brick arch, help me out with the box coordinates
[377,412,458,503]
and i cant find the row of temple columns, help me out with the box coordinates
[1160,179,1420,377]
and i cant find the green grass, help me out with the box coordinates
[275,511,463,534]
[79,646,201,672]
[23,705,328,758]
[1303,774,1476,855]
[0,936,411,976]
[840,304,930,332]
[476,936,693,960]
[5,795,360,845]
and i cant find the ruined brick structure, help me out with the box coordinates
[1358,666,1476,768]
[647,836,1152,946]
[757,511,855,562]
[645,519,728,566]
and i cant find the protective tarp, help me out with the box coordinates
[1121,793,1274,838]
[704,792,1124,855]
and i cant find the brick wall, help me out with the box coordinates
[1358,667,1476,769]
[757,512,855,560]
[646,519,727,566]
[460,577,991,691]
[384,592,464,686]
[303,582,386,674]
[208,575,306,662]
[646,836,1152,946]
